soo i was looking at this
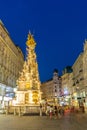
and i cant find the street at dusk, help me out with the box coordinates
[1,1,87,130]
[0,113,87,130]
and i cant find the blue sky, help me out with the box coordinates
[0,0,87,82]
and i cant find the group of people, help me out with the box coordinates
[45,104,64,119]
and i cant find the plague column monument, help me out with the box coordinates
[16,33,41,108]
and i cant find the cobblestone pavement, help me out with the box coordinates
[0,113,87,130]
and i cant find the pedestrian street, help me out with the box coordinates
[0,113,87,130]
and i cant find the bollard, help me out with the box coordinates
[40,104,42,116]
[14,107,16,116]
[6,107,8,115]
[40,108,42,116]
[18,107,21,117]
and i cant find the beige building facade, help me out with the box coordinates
[61,41,87,110]
[41,80,53,103]
[0,20,24,105]
[83,40,87,95]
[83,40,87,111]
[61,72,72,105]
[41,69,62,105]
[72,53,84,107]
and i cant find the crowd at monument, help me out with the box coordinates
[43,104,65,119]
[40,103,85,119]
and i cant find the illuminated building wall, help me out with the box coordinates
[41,80,53,102]
[72,53,84,98]
[61,72,71,96]
[83,40,87,111]
[0,20,24,102]
[61,41,87,107]
[41,69,62,104]
[83,40,87,95]
[61,67,73,105]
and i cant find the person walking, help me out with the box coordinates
[49,105,53,119]
[54,105,58,119]
[46,104,50,117]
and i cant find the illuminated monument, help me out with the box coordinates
[16,33,41,106]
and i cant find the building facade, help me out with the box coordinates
[72,53,84,107]
[41,79,53,103]
[0,20,24,106]
[61,66,73,106]
[41,69,62,105]
[61,41,87,111]
[83,40,87,111]
[83,40,87,95]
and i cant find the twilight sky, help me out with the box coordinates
[0,0,87,82]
